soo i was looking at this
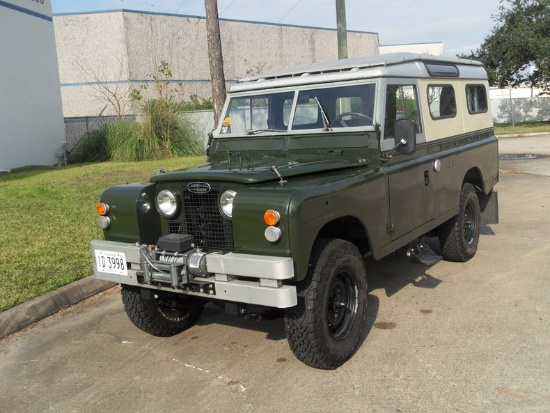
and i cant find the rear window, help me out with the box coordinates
[466,85,488,114]
[425,63,459,77]
[428,85,456,119]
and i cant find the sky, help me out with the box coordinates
[51,0,502,56]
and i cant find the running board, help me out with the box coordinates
[407,241,442,266]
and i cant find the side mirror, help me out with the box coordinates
[393,118,416,155]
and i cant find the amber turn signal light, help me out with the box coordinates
[96,203,110,216]
[263,210,280,226]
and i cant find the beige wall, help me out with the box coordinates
[54,11,379,118]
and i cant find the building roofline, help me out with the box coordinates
[52,8,377,35]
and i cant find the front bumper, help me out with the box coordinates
[91,240,297,308]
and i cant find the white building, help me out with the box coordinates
[0,0,65,171]
[380,42,444,56]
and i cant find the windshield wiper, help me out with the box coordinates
[271,165,287,186]
[314,97,332,131]
[246,129,287,135]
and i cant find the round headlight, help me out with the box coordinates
[156,189,179,217]
[220,189,237,219]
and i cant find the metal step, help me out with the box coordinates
[407,241,442,266]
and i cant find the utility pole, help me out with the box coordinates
[335,0,348,59]
[204,0,226,128]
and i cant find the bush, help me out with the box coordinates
[180,94,214,111]
[69,127,109,164]
[104,104,204,162]
[71,61,207,163]
[107,118,161,162]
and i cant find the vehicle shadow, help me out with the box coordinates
[195,244,446,345]
[366,251,443,298]
[188,233,498,364]
[196,302,288,341]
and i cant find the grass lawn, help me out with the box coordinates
[495,121,550,135]
[0,156,205,312]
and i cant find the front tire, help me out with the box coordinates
[121,286,204,337]
[284,239,368,370]
[439,183,481,262]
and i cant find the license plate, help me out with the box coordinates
[95,250,128,276]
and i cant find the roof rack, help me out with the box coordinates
[239,53,482,84]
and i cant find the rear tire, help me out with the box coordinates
[284,239,368,370]
[121,286,203,337]
[439,183,481,262]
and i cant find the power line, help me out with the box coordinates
[174,0,187,13]
[276,0,306,24]
[219,0,239,16]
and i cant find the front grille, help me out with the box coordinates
[168,182,234,250]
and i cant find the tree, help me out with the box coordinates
[204,0,226,128]
[463,0,550,88]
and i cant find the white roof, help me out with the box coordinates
[231,53,487,93]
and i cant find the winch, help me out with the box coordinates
[140,234,212,289]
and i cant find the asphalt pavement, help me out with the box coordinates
[0,135,549,412]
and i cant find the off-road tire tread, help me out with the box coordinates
[121,286,203,337]
[439,183,481,262]
[284,238,368,370]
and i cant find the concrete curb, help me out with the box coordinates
[0,277,116,339]
[497,132,550,138]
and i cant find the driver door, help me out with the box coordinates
[382,81,434,241]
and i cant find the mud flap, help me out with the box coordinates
[479,190,499,225]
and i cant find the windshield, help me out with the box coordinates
[220,91,295,135]
[219,83,375,135]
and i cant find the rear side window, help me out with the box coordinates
[428,85,456,119]
[466,85,488,114]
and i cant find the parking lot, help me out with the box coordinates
[0,135,549,413]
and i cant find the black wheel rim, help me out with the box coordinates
[327,271,359,341]
[463,201,477,245]
[156,298,188,322]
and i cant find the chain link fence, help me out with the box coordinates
[62,109,211,163]
[62,107,136,163]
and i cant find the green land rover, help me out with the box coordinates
[91,53,499,369]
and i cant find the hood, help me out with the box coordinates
[151,132,378,184]
[150,153,372,184]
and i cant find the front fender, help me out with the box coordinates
[100,183,162,244]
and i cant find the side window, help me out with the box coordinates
[428,85,456,119]
[384,85,421,139]
[466,85,488,114]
